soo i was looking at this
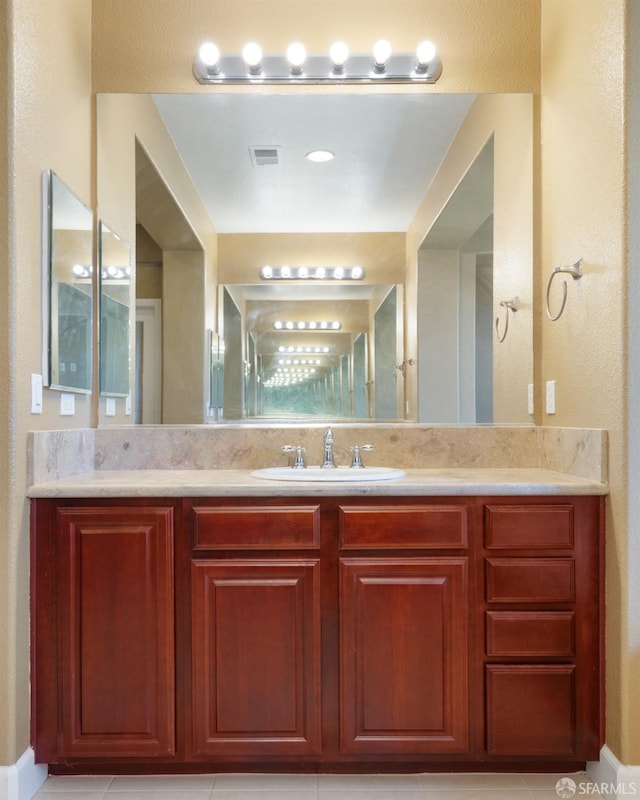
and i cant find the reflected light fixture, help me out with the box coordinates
[306,149,335,163]
[260,265,365,280]
[193,40,442,84]
[278,345,331,353]
[273,320,341,331]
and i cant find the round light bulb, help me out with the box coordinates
[242,42,262,68]
[281,265,291,277]
[351,266,364,279]
[298,266,308,278]
[274,321,283,330]
[261,265,273,279]
[199,42,220,67]
[372,39,392,68]
[314,267,326,279]
[333,267,344,279]
[329,41,349,68]
[286,42,307,69]
[416,40,436,66]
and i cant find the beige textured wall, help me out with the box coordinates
[0,0,12,767]
[540,0,629,760]
[91,0,541,95]
[3,0,636,774]
[2,0,92,765]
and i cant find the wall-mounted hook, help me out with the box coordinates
[395,358,416,376]
[545,258,583,321]
[495,297,518,343]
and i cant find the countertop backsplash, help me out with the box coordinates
[27,424,607,487]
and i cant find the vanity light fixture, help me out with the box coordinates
[260,265,365,280]
[273,320,342,331]
[193,40,442,84]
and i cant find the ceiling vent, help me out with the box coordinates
[249,146,281,166]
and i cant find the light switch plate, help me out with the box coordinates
[105,397,116,417]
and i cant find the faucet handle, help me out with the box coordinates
[281,445,307,469]
[350,444,374,469]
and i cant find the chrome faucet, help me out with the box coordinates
[321,427,337,468]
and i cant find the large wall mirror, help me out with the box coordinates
[97,90,533,424]
[43,171,94,393]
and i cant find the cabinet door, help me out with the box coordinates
[486,664,576,756]
[340,557,468,754]
[191,559,322,756]
[57,506,175,758]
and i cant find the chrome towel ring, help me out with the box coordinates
[495,297,518,343]
[545,258,583,321]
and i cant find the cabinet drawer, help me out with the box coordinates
[486,611,575,657]
[192,505,321,550]
[486,558,575,603]
[339,505,467,549]
[485,504,574,549]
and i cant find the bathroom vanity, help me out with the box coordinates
[29,468,605,773]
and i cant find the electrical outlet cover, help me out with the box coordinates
[60,393,75,416]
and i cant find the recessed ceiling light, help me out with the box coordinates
[306,150,335,163]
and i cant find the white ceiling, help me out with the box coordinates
[152,92,476,234]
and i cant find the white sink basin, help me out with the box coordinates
[251,466,406,482]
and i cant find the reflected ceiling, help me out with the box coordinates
[152,92,476,234]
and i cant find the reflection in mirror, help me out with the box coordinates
[207,330,224,420]
[99,222,131,396]
[96,91,533,424]
[46,172,94,392]
[417,138,493,423]
[219,282,401,420]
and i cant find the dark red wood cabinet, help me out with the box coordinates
[30,494,604,772]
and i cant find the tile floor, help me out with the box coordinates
[33,771,602,799]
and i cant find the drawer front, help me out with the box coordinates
[485,504,574,549]
[192,505,321,550]
[339,505,467,549]
[486,611,575,657]
[486,558,575,603]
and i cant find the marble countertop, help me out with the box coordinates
[26,468,608,498]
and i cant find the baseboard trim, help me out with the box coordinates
[0,748,47,800]
[587,745,640,798]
